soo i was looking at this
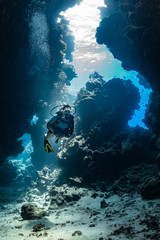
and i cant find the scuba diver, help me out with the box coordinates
[44,104,75,153]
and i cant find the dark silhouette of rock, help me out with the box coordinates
[75,73,140,137]
[57,74,157,184]
[141,177,160,200]
[72,231,82,236]
[0,162,17,186]
[95,0,160,196]
[33,223,45,232]
[0,0,79,167]
[96,0,160,91]
[144,93,160,136]
[100,199,108,208]
[110,163,159,195]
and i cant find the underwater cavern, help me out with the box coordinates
[0,0,160,239]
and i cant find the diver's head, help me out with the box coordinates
[64,108,71,118]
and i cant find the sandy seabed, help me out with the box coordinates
[0,183,160,240]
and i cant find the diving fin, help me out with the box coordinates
[44,139,54,153]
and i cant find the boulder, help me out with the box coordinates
[21,202,46,220]
[100,199,108,208]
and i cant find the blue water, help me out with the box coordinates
[31,114,39,126]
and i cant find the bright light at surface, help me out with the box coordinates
[60,0,152,129]
[61,0,105,45]
[60,0,106,90]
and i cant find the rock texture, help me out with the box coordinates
[1,163,160,239]
[1,162,160,239]
[58,73,157,184]
[96,0,160,92]
[141,177,160,200]
[96,0,160,193]
[49,184,83,208]
[97,0,160,161]
[21,202,47,220]
[0,0,79,166]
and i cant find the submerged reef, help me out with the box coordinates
[58,73,157,184]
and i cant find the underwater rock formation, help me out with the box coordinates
[34,167,61,192]
[21,202,47,220]
[110,163,159,195]
[75,72,140,138]
[144,93,160,136]
[0,0,79,166]
[49,184,82,208]
[96,0,160,196]
[0,0,30,165]
[57,73,157,184]
[96,0,160,91]
[141,176,160,200]
[0,161,17,186]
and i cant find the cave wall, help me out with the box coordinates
[0,0,31,164]
[96,0,160,92]
[96,0,160,170]
[0,0,80,165]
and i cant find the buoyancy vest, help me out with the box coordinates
[54,112,73,135]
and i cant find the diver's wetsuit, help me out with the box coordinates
[45,111,74,143]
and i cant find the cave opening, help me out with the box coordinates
[2,0,154,184]
[59,0,152,129]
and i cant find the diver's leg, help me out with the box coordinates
[55,137,59,143]
[55,133,64,143]
[45,130,54,141]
